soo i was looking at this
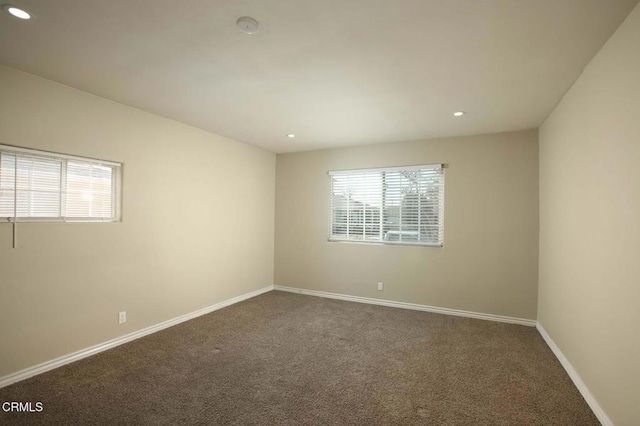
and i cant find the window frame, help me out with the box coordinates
[0,144,122,223]
[328,164,445,247]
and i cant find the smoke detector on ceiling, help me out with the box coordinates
[236,17,259,34]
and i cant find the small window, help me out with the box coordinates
[329,164,444,246]
[0,144,122,222]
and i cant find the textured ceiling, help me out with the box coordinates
[0,0,638,152]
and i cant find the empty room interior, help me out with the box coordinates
[0,1,639,425]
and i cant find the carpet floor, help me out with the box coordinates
[0,291,598,425]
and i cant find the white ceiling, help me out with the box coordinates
[0,0,638,153]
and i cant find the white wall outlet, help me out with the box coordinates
[377,282,384,291]
[118,311,126,324]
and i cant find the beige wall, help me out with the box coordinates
[0,66,275,378]
[538,4,640,425]
[275,130,539,320]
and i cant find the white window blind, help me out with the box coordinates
[0,144,121,222]
[329,164,444,246]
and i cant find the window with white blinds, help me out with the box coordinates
[0,144,121,222]
[329,164,444,246]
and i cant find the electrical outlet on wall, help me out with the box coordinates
[119,311,126,324]
[377,282,384,291]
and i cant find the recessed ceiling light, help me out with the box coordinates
[3,4,31,20]
[453,111,465,117]
[287,134,295,138]
[236,16,259,34]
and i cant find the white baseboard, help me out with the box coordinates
[274,285,536,327]
[536,323,611,426]
[0,285,274,389]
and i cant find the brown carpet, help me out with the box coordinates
[0,291,598,425]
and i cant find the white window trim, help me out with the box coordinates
[0,143,123,223]
[328,163,445,247]
[328,163,442,176]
